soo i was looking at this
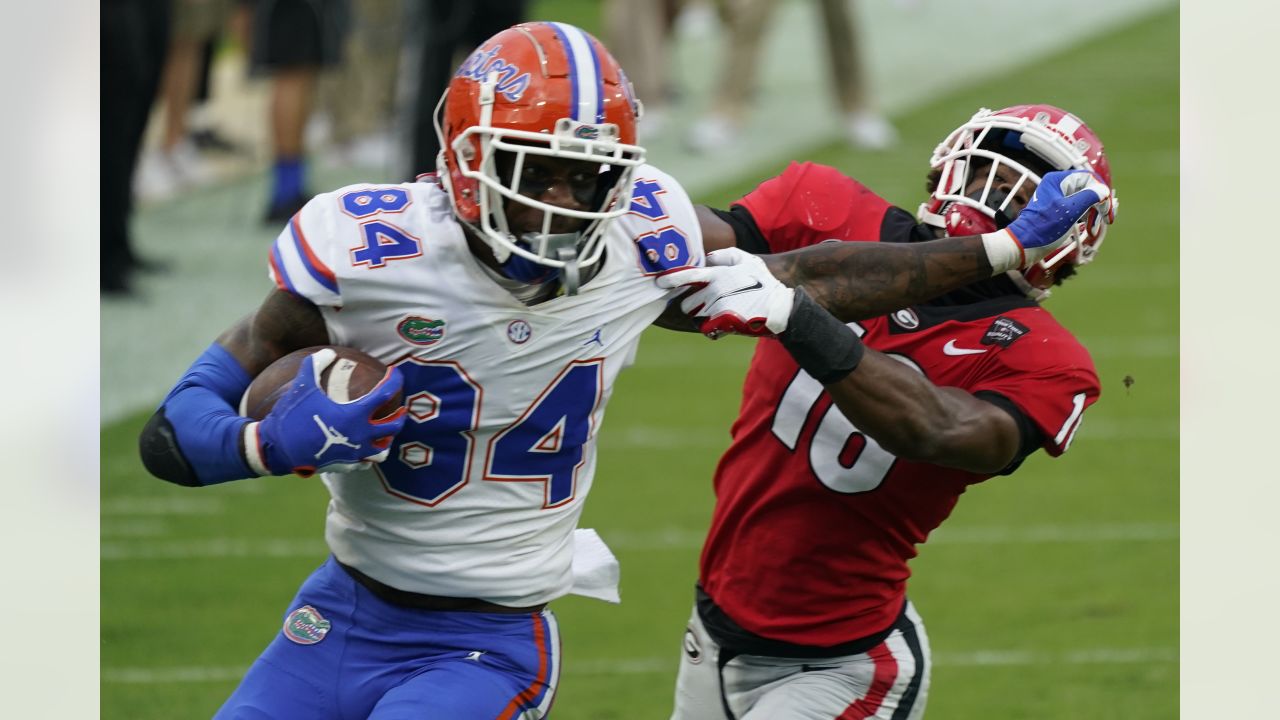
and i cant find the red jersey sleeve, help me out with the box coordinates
[734,162,893,252]
[970,312,1101,457]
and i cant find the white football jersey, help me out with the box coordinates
[266,165,703,605]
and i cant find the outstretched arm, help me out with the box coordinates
[665,206,993,331]
[693,168,1112,324]
[760,235,992,322]
[674,170,1112,334]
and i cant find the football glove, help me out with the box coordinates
[982,169,1115,272]
[655,247,795,338]
[245,348,407,477]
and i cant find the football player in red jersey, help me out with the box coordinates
[658,105,1117,719]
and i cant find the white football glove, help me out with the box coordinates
[655,247,795,338]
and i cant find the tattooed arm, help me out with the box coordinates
[654,235,994,331]
[216,288,332,375]
[759,236,993,322]
[659,203,995,331]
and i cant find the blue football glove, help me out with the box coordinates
[982,169,1115,272]
[244,348,407,478]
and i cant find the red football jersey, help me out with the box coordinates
[700,162,1101,647]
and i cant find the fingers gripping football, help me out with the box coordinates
[982,169,1116,272]
[245,349,408,477]
[656,248,795,338]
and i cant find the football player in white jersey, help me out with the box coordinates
[139,21,1108,719]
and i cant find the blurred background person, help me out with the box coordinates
[252,0,351,223]
[186,2,255,155]
[604,0,685,140]
[102,0,172,295]
[315,0,404,172]
[687,0,897,153]
[134,0,235,202]
[402,0,528,180]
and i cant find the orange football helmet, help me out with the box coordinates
[434,21,646,292]
[918,105,1117,299]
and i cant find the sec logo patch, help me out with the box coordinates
[507,319,532,344]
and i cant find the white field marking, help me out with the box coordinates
[927,522,1178,545]
[602,522,1177,551]
[1077,335,1178,359]
[1077,265,1178,289]
[101,497,225,516]
[598,416,1178,452]
[1074,418,1179,442]
[101,538,327,561]
[599,427,733,450]
[101,519,169,538]
[101,522,1178,560]
[102,646,1178,684]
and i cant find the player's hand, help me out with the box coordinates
[655,247,795,338]
[250,349,407,477]
[983,169,1115,271]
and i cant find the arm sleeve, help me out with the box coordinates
[140,343,257,486]
[732,162,895,252]
[708,205,770,255]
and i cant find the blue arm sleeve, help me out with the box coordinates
[154,343,257,485]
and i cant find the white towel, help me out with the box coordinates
[569,528,621,603]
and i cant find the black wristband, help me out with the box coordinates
[778,288,865,384]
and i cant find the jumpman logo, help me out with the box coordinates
[312,415,361,459]
[583,328,604,347]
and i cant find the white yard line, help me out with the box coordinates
[101,522,1176,560]
[101,497,225,516]
[103,645,1177,684]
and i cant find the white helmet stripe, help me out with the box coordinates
[550,22,601,123]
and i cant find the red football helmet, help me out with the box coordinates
[434,22,646,290]
[917,105,1117,299]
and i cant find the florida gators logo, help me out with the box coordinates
[283,605,332,645]
[398,316,446,346]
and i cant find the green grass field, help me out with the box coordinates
[101,6,1177,718]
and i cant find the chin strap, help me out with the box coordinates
[556,245,581,295]
[498,232,587,294]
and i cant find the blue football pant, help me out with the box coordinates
[214,556,560,719]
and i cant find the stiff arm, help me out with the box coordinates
[760,234,992,322]
[658,206,994,331]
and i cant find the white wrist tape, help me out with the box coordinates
[981,229,1025,274]
[242,422,271,477]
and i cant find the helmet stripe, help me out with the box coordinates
[588,37,604,123]
[549,22,599,124]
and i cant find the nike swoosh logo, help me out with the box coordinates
[942,339,988,356]
[713,280,763,303]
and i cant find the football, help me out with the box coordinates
[238,346,403,420]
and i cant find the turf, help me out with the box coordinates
[101,6,1177,718]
